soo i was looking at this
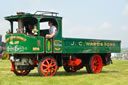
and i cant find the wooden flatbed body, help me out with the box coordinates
[62,38,121,53]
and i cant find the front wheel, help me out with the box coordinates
[13,66,30,76]
[86,55,103,73]
[38,56,58,77]
[10,60,30,76]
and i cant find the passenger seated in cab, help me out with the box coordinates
[45,21,57,39]
[26,24,38,35]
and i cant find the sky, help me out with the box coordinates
[0,0,128,48]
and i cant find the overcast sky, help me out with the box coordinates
[0,0,128,48]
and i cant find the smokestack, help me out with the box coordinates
[16,12,24,33]
[17,12,24,15]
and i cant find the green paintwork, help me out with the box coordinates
[6,34,44,54]
[5,12,121,54]
[53,19,63,53]
[62,38,121,53]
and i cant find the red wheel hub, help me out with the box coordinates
[40,58,57,77]
[91,55,102,73]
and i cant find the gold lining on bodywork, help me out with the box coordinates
[5,36,26,43]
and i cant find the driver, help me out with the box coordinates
[45,21,57,39]
[26,24,33,35]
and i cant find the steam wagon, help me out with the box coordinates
[5,11,121,77]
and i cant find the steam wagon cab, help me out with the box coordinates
[5,11,121,77]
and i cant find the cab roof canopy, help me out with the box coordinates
[4,11,62,21]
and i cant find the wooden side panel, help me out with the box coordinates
[62,38,121,53]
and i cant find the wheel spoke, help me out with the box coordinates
[46,70,50,75]
[52,68,55,71]
[92,64,96,71]
[51,63,56,67]
[43,68,48,71]
[50,60,53,65]
[50,69,52,74]
[42,63,48,67]
[94,67,96,71]
[50,61,52,65]
[46,60,50,65]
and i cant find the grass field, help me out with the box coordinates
[0,59,128,85]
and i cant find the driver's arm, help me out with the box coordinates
[45,29,56,38]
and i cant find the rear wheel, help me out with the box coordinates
[38,56,58,77]
[86,55,103,73]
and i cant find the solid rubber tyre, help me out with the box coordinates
[86,55,103,73]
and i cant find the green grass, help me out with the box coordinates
[0,59,128,85]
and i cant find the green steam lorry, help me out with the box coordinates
[5,11,121,77]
